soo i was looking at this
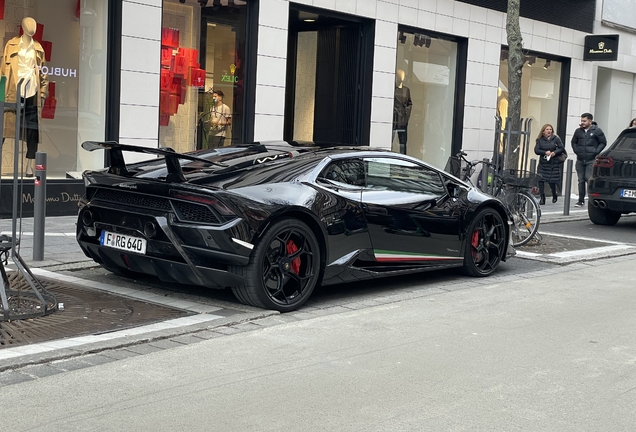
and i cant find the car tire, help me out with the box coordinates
[230,218,321,312]
[462,207,506,277]
[588,203,621,226]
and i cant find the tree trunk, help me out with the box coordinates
[506,0,523,170]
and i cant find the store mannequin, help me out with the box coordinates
[393,69,412,154]
[1,17,49,177]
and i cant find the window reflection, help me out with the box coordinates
[394,31,458,170]
[498,49,562,137]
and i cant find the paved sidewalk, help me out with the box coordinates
[0,215,86,270]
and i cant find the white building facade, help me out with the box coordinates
[3,0,633,182]
[115,0,636,173]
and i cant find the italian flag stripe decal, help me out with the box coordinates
[374,249,457,262]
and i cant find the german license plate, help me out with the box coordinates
[621,189,636,198]
[100,231,147,254]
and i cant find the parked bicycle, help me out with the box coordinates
[445,151,542,247]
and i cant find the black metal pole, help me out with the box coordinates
[481,158,489,192]
[33,152,46,261]
[563,159,573,216]
[11,79,23,259]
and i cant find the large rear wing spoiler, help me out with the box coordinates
[81,141,227,183]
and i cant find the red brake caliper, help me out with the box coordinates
[471,231,482,261]
[286,240,301,274]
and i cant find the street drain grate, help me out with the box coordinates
[0,276,191,347]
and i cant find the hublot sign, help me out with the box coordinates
[584,35,619,61]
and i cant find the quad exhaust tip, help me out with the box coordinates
[82,209,95,226]
[592,199,607,209]
[144,221,158,238]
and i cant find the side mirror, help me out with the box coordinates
[446,182,461,199]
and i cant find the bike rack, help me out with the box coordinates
[0,77,58,321]
[493,115,533,173]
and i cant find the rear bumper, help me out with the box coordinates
[589,196,636,213]
[76,203,254,288]
[589,179,636,213]
[79,241,246,288]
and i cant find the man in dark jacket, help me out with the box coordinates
[571,113,607,207]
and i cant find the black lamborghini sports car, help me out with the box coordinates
[76,141,515,312]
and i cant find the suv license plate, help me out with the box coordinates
[621,189,636,198]
[100,231,147,254]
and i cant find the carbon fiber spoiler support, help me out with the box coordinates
[81,141,227,183]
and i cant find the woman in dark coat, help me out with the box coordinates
[534,124,565,205]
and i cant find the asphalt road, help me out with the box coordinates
[60,255,548,312]
[2,254,636,431]
[541,215,636,244]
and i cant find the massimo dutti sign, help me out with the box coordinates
[584,35,619,61]
[0,180,85,218]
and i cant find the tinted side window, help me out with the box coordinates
[364,157,445,195]
[320,159,365,186]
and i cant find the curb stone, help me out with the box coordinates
[0,310,279,373]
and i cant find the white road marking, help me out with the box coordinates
[539,231,633,245]
[0,231,76,237]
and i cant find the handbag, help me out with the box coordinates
[557,148,568,164]
[554,135,567,163]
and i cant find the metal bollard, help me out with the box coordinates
[33,152,47,261]
[528,159,537,219]
[481,158,489,192]
[563,159,573,216]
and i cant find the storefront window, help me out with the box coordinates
[161,0,247,152]
[0,0,109,178]
[498,49,563,138]
[394,30,458,170]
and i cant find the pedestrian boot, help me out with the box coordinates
[552,192,558,203]
[539,194,546,205]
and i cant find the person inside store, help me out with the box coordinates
[393,69,412,155]
[571,112,607,208]
[1,17,49,177]
[629,118,636,128]
[534,124,565,205]
[208,90,231,149]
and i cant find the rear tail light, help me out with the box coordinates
[170,191,235,217]
[594,156,614,168]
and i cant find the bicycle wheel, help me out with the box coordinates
[507,190,541,247]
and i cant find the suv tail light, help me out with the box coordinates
[594,156,614,168]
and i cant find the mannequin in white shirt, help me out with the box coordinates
[1,17,48,177]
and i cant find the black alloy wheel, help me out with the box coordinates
[462,207,506,277]
[231,218,321,312]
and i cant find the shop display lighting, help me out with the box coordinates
[543,60,551,70]
[413,33,431,48]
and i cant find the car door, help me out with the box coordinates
[314,158,374,264]
[360,156,463,265]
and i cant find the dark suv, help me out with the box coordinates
[588,127,636,225]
